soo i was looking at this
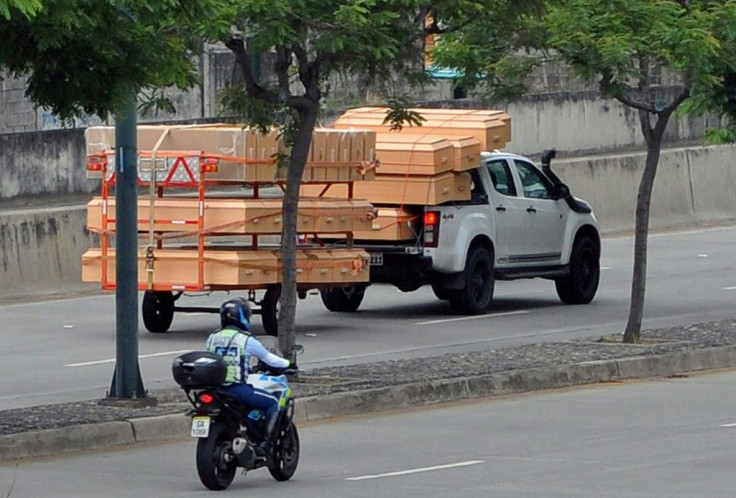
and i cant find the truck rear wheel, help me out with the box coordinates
[431,281,452,301]
[320,285,366,312]
[449,247,494,315]
[142,290,175,333]
[555,235,599,304]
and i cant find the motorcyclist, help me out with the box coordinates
[205,297,296,454]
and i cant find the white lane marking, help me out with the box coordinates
[65,349,192,367]
[346,460,484,481]
[720,423,736,427]
[724,287,736,291]
[417,310,529,325]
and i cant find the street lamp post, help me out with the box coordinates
[106,92,147,401]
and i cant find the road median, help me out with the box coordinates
[3,327,735,462]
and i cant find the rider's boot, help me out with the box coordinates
[257,411,279,458]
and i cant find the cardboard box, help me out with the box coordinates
[300,171,472,205]
[82,247,369,287]
[87,197,374,235]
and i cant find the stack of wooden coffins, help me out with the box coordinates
[82,125,377,291]
[301,107,511,241]
[85,125,377,183]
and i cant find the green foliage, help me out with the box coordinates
[382,95,426,131]
[428,0,547,99]
[539,0,736,121]
[0,0,41,19]
[0,0,215,120]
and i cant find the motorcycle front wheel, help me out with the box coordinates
[268,421,300,481]
[196,423,237,490]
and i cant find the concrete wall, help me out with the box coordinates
[0,129,96,200]
[505,89,725,156]
[0,205,98,300]
[555,145,736,235]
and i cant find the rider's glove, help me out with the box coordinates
[283,359,299,376]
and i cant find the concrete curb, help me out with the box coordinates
[3,345,735,462]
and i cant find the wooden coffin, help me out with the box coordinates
[447,136,482,171]
[374,134,454,175]
[334,107,511,150]
[300,171,472,205]
[82,247,370,288]
[86,125,377,183]
[353,207,421,241]
[86,197,374,235]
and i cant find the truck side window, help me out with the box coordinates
[514,160,554,199]
[469,169,488,203]
[487,160,517,197]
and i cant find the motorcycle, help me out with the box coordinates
[172,350,300,491]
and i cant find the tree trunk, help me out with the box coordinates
[277,105,318,359]
[622,113,664,344]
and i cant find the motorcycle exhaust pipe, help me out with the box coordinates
[232,437,256,468]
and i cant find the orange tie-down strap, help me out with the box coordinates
[204,154,379,173]
[370,214,421,235]
[88,206,376,240]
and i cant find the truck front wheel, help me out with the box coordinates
[320,285,366,312]
[555,235,600,304]
[449,247,494,315]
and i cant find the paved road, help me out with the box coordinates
[2,225,736,409]
[3,369,735,497]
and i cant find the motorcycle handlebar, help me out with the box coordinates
[252,361,299,376]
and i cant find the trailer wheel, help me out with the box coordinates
[261,286,281,337]
[449,247,494,315]
[142,290,175,333]
[320,285,366,312]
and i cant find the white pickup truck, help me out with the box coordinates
[320,149,601,314]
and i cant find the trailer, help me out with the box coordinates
[81,125,377,335]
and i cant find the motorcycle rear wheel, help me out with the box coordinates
[196,423,237,490]
[268,421,300,481]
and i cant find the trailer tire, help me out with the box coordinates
[142,291,175,333]
[262,286,281,336]
[449,247,494,315]
[320,285,366,312]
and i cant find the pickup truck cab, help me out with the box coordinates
[320,149,601,315]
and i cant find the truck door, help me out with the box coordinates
[485,159,529,265]
[512,159,566,264]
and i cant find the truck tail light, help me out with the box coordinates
[424,211,440,247]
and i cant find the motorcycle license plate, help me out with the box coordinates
[191,416,211,438]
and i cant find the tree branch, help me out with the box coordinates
[225,35,280,105]
[654,87,690,136]
[600,72,657,113]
